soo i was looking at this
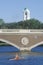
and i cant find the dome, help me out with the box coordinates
[24,8,30,14]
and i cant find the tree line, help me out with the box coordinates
[0,18,43,29]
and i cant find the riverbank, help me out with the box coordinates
[0,43,11,46]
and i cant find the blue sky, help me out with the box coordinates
[0,0,43,23]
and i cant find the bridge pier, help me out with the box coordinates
[20,47,31,51]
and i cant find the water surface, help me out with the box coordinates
[0,45,43,65]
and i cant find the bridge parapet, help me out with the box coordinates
[0,29,43,33]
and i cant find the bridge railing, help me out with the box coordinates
[0,29,43,33]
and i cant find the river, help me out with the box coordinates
[0,45,43,65]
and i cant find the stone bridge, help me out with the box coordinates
[0,29,43,51]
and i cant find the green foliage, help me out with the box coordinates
[0,18,43,29]
[0,19,6,29]
[0,19,4,25]
[0,41,11,46]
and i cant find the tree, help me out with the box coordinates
[0,18,43,29]
[0,19,5,29]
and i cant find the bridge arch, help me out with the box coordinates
[29,41,43,51]
[0,39,20,50]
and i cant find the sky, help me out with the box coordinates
[0,0,43,23]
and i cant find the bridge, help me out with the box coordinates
[0,29,43,51]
